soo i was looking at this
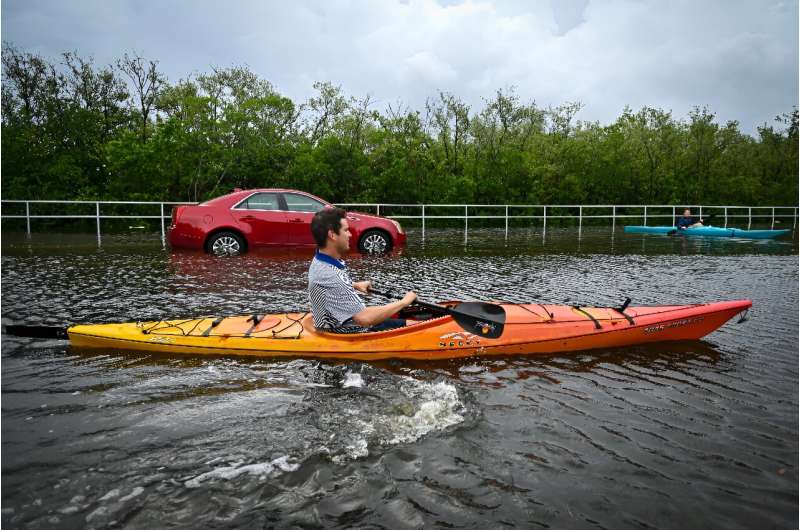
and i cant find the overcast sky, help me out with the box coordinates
[2,0,797,134]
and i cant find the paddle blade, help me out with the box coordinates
[450,302,506,339]
[4,325,68,339]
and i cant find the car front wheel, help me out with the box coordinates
[358,230,392,254]
[206,231,246,256]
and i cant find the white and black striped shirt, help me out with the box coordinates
[308,250,367,332]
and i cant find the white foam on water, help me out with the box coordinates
[333,439,369,464]
[347,438,369,459]
[342,371,364,388]
[383,379,465,445]
[184,455,299,488]
[329,378,467,463]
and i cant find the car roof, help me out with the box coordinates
[200,188,328,207]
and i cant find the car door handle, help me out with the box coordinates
[240,215,257,220]
[288,218,304,223]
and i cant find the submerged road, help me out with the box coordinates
[2,228,797,529]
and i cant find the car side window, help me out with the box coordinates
[236,193,281,211]
[283,193,326,213]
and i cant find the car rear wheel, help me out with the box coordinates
[358,230,392,254]
[206,231,246,256]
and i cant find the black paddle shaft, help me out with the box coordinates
[368,288,506,339]
[4,324,69,339]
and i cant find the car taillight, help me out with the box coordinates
[171,206,182,225]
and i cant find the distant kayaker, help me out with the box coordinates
[308,208,417,333]
[676,208,704,229]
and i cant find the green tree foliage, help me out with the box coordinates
[2,45,797,206]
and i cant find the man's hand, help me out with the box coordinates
[353,280,372,294]
[401,291,417,306]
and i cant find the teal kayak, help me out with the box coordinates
[624,225,791,239]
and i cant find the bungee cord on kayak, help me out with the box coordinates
[139,317,213,336]
[136,312,312,340]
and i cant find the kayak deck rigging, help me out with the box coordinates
[133,300,696,341]
[139,312,311,340]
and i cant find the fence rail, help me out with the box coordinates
[1,200,796,246]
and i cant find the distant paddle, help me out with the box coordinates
[369,287,506,339]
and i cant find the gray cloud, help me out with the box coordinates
[2,0,797,134]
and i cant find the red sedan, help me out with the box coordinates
[168,188,406,255]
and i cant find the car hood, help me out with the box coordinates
[346,211,390,223]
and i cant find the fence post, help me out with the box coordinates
[376,204,380,217]
[96,202,102,247]
[672,206,675,226]
[543,205,547,235]
[578,205,582,233]
[464,205,468,244]
[160,203,166,247]
[421,205,425,241]
[771,207,775,230]
[795,207,798,230]
[643,205,647,226]
[612,205,616,232]
[505,205,508,240]
[748,207,752,230]
[724,207,728,228]
[25,201,31,238]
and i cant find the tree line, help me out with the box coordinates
[2,44,797,207]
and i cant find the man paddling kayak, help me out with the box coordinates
[676,208,704,229]
[308,208,416,333]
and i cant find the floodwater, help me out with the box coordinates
[1,228,798,529]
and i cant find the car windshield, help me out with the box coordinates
[283,193,326,212]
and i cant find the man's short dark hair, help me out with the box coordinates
[311,207,346,247]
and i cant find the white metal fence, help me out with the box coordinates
[0,200,196,246]
[1,200,797,246]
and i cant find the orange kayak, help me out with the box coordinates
[67,300,752,360]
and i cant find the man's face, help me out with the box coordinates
[329,218,351,253]
[684,209,692,217]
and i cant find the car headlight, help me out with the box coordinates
[390,219,404,234]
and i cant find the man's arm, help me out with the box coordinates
[351,292,417,327]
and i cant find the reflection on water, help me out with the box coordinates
[2,226,797,257]
[1,228,797,529]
